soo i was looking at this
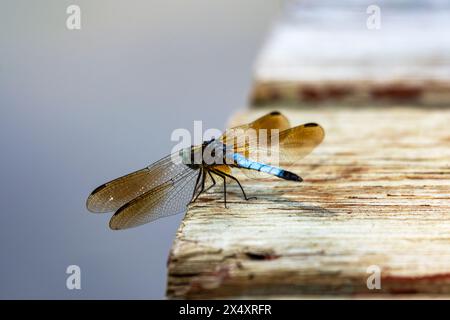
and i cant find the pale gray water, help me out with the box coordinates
[0,0,279,299]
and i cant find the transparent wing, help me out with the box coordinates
[86,153,189,213]
[220,111,290,145]
[109,166,199,230]
[233,123,325,169]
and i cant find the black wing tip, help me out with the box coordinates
[304,122,325,142]
[109,220,120,230]
[86,183,107,212]
[86,194,101,213]
[109,213,123,230]
[269,111,281,116]
[108,201,134,230]
[89,183,108,196]
[86,190,111,213]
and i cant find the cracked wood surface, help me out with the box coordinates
[166,106,450,299]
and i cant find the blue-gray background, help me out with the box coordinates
[0,0,279,298]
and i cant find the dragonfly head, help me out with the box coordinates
[179,146,201,168]
[179,147,191,165]
[203,137,215,146]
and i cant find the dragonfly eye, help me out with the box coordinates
[203,137,215,145]
[179,147,193,165]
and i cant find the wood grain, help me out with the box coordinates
[166,107,450,299]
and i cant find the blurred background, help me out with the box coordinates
[253,0,450,107]
[1,0,449,299]
[0,0,280,299]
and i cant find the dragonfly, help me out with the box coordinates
[86,111,325,230]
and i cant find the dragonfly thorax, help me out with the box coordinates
[179,140,229,168]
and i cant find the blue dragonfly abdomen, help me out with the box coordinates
[232,153,302,182]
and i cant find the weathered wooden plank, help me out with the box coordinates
[166,107,450,299]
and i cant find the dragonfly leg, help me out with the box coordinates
[192,170,206,202]
[216,171,256,201]
[211,170,228,208]
[223,175,227,208]
[205,170,216,192]
[191,169,203,201]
